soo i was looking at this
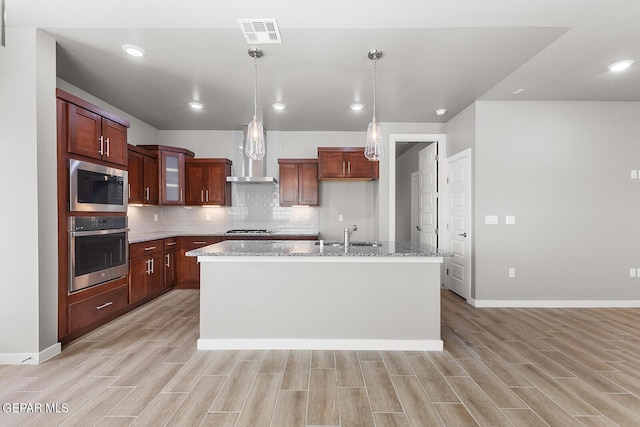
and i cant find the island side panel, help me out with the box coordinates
[198,260,442,351]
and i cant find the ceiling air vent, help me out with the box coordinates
[238,19,282,44]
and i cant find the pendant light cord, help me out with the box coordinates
[372,58,377,121]
[253,55,258,121]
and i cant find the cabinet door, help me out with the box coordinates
[143,155,159,204]
[129,256,150,304]
[206,163,231,205]
[148,253,165,295]
[299,163,319,205]
[160,151,185,205]
[279,163,300,206]
[102,118,127,166]
[68,104,103,161]
[345,152,377,178]
[176,237,222,288]
[318,151,347,178]
[128,150,144,204]
[165,249,177,288]
[185,162,207,205]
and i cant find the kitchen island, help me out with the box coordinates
[187,240,448,351]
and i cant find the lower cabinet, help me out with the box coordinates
[165,238,178,288]
[67,284,129,333]
[129,238,174,304]
[176,236,223,288]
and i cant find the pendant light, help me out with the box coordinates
[365,50,384,161]
[245,48,265,160]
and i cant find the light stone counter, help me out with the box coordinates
[190,240,447,352]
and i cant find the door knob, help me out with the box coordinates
[459,232,467,237]
[416,225,422,231]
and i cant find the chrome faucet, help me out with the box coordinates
[344,224,358,247]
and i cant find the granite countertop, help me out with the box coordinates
[128,231,319,244]
[187,239,451,258]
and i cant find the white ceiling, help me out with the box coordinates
[9,0,640,131]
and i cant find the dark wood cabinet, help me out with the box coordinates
[177,236,223,288]
[129,239,166,304]
[185,158,232,206]
[138,145,195,205]
[164,238,178,288]
[317,147,379,180]
[128,144,159,205]
[67,103,128,166]
[278,159,319,206]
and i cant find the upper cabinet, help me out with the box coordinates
[57,89,129,167]
[128,144,159,205]
[278,159,319,206]
[138,145,195,205]
[317,147,379,180]
[185,158,232,206]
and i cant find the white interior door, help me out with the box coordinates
[418,144,437,250]
[410,172,419,243]
[446,150,471,300]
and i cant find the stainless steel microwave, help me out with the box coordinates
[69,159,128,212]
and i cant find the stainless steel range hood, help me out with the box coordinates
[227,126,278,184]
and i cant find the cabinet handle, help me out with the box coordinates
[128,184,131,200]
[144,246,156,251]
[201,190,204,203]
[193,241,207,244]
[145,259,151,274]
[96,301,113,310]
[342,161,345,175]
[348,161,351,175]
[151,258,155,274]
[206,190,209,202]
[145,187,150,201]
[98,136,104,155]
[166,242,176,246]
[166,253,170,268]
[106,137,110,157]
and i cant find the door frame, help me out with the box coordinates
[388,134,447,245]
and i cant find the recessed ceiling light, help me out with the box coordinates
[512,88,526,95]
[435,108,447,116]
[272,103,286,111]
[350,103,364,111]
[608,59,634,72]
[121,44,146,57]
[189,101,204,110]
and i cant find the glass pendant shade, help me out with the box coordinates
[365,118,384,161]
[245,118,265,160]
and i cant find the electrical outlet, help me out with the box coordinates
[630,268,637,278]
[508,268,515,278]
[632,170,638,179]
[205,214,211,222]
[338,214,344,221]
[153,214,158,222]
[506,215,516,225]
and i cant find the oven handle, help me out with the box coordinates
[70,228,129,237]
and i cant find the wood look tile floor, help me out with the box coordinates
[2,290,640,426]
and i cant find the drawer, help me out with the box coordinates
[68,284,128,332]
[130,239,164,258]
[178,236,222,250]
[164,237,177,251]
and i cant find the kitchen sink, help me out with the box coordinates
[315,241,383,247]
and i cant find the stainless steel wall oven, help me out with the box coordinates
[69,216,129,293]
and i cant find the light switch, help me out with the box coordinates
[506,215,516,225]
[485,215,499,225]
[508,268,515,278]
[630,268,637,278]
[338,214,344,221]
[632,170,638,179]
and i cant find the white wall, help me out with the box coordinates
[474,101,640,303]
[0,28,58,362]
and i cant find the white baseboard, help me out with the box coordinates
[198,338,443,352]
[470,299,640,308]
[0,342,61,365]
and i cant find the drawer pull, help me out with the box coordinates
[144,246,156,251]
[96,301,113,310]
[166,242,176,246]
[193,241,207,244]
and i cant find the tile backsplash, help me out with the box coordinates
[128,180,318,235]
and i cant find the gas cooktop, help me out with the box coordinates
[225,229,271,234]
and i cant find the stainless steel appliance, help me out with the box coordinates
[69,216,129,293]
[69,159,128,212]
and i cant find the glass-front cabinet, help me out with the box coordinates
[138,145,195,205]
